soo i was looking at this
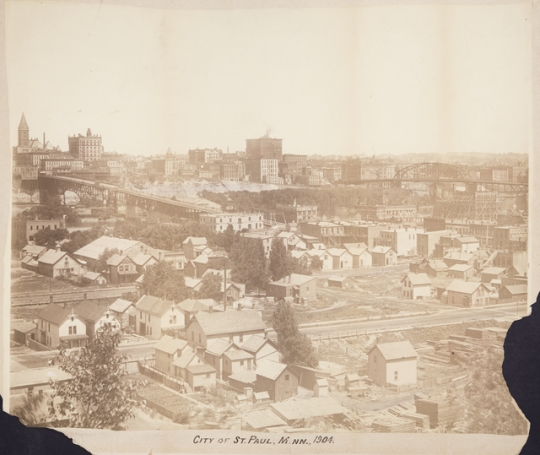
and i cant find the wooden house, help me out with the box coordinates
[186,308,267,349]
[367,341,417,387]
[254,359,299,402]
[36,304,88,349]
[401,273,431,299]
[135,295,183,339]
[266,273,317,302]
[370,246,397,266]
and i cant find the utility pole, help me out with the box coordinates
[223,257,227,308]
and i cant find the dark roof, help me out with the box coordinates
[74,301,109,323]
[12,322,37,333]
[154,335,188,354]
[37,304,73,325]
[189,309,266,336]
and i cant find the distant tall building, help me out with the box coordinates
[68,128,104,162]
[246,135,282,160]
[342,159,362,183]
[18,113,30,148]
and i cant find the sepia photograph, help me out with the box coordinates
[1,0,538,453]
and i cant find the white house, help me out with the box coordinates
[401,273,431,299]
[367,341,417,387]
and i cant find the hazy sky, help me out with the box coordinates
[5,1,532,157]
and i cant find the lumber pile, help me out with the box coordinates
[372,414,417,433]
[414,395,464,429]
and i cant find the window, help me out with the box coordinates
[192,332,194,340]
[48,323,50,332]
[69,326,73,334]
[73,325,77,334]
[239,335,243,343]
[229,336,233,343]
[285,374,290,381]
[169,315,176,324]
[206,374,210,378]
[198,334,201,343]
[240,360,244,366]
[140,311,142,319]
[394,371,398,381]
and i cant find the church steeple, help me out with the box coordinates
[18,113,29,147]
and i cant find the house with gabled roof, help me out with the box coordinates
[182,237,207,260]
[36,304,88,349]
[443,251,477,268]
[131,253,158,275]
[171,345,217,390]
[204,339,240,380]
[154,335,189,375]
[222,347,254,380]
[109,298,136,328]
[444,280,491,307]
[424,259,448,278]
[177,298,220,326]
[241,334,280,365]
[266,273,317,302]
[74,300,121,340]
[135,295,183,339]
[401,273,431,300]
[81,271,107,286]
[38,249,83,279]
[73,235,158,271]
[347,247,372,268]
[481,267,506,284]
[326,248,353,270]
[186,308,267,349]
[254,359,299,402]
[499,284,528,303]
[448,263,474,281]
[367,341,417,387]
[107,254,139,284]
[370,246,397,266]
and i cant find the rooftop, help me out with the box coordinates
[402,273,431,286]
[154,335,188,354]
[270,397,348,422]
[135,295,176,317]
[372,340,417,360]
[270,273,315,287]
[189,309,266,336]
[446,280,486,294]
[256,359,291,381]
[38,249,70,266]
[74,235,143,261]
[109,298,133,314]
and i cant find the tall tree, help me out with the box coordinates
[33,228,69,249]
[272,300,318,368]
[48,326,139,430]
[230,237,268,292]
[142,261,189,301]
[197,273,222,301]
[269,238,289,281]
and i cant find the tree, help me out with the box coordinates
[62,226,107,254]
[48,326,139,430]
[272,300,318,368]
[142,261,189,301]
[269,238,289,281]
[197,273,222,301]
[11,389,48,427]
[310,255,323,271]
[33,227,70,249]
[230,238,268,293]
[463,346,527,435]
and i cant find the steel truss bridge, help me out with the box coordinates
[341,162,528,195]
[37,175,222,220]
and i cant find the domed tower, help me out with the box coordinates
[86,128,92,137]
[18,113,29,147]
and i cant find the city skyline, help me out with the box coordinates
[6,2,532,157]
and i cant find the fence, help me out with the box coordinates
[137,361,187,392]
[28,338,54,352]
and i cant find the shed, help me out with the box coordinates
[313,378,329,397]
[12,321,37,346]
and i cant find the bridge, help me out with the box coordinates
[37,174,223,219]
[341,162,528,195]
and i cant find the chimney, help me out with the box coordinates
[244,387,253,398]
